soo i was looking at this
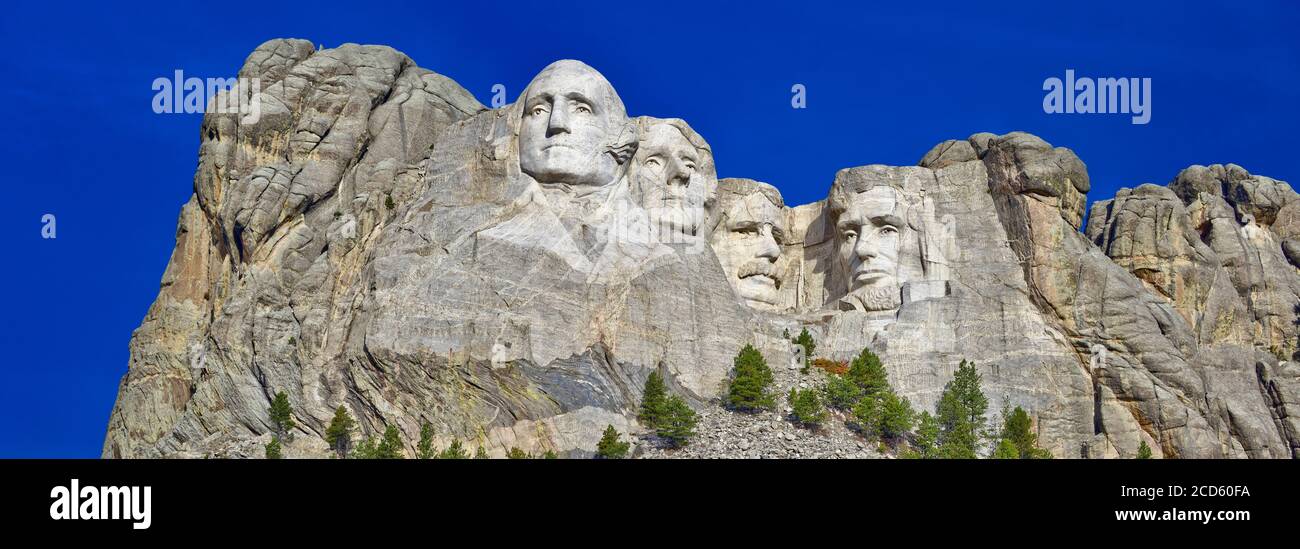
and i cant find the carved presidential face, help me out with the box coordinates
[518,62,626,189]
[712,192,786,308]
[634,124,705,239]
[837,185,906,305]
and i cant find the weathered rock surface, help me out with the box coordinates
[104,40,1298,459]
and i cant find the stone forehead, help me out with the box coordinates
[717,178,784,210]
[828,165,927,215]
[522,60,626,118]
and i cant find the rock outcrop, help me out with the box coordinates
[104,40,1299,458]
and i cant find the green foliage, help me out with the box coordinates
[384,193,395,210]
[542,450,558,459]
[788,387,827,428]
[782,328,791,340]
[506,447,528,459]
[657,395,697,448]
[727,344,775,412]
[267,391,295,439]
[846,348,889,398]
[437,438,468,459]
[851,394,882,437]
[794,328,816,359]
[324,405,355,459]
[352,436,377,459]
[878,391,915,440]
[936,360,988,459]
[416,423,435,459]
[596,425,630,459]
[1137,440,1153,459]
[992,439,1019,459]
[639,371,668,428]
[996,404,1053,459]
[374,425,405,459]
[822,374,864,411]
[264,437,282,459]
[911,411,940,459]
[474,446,489,459]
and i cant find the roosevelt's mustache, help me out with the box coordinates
[738,260,781,286]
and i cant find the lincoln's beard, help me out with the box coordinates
[841,283,902,312]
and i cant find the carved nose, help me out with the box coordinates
[666,158,692,186]
[757,226,780,261]
[854,234,878,260]
[547,105,570,136]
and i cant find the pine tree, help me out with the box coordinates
[727,344,775,412]
[595,425,630,459]
[822,374,864,411]
[998,405,1052,459]
[352,436,377,459]
[506,447,528,459]
[542,450,558,459]
[1137,440,1153,459]
[878,391,915,440]
[851,394,882,437]
[265,437,283,459]
[936,359,988,458]
[912,411,940,459]
[992,438,1018,459]
[267,391,295,441]
[846,348,889,398]
[657,395,697,448]
[782,328,791,341]
[474,446,490,459]
[794,328,816,359]
[324,405,355,459]
[437,438,468,459]
[788,387,828,428]
[374,425,405,459]
[638,371,668,428]
[416,423,436,459]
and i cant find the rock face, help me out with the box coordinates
[103,40,1299,458]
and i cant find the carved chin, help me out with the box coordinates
[844,283,902,312]
[736,275,780,306]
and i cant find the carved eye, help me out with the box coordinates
[573,103,592,114]
[841,229,858,239]
[879,226,898,236]
[643,156,662,168]
[530,105,548,116]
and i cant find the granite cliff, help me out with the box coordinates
[103,39,1300,458]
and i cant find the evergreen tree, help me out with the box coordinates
[657,395,697,448]
[878,391,915,440]
[851,394,882,437]
[912,411,940,459]
[324,405,355,459]
[416,423,436,459]
[595,425,630,459]
[936,360,988,458]
[822,374,864,411]
[352,436,377,459]
[265,437,283,459]
[992,438,1019,459]
[1137,440,1153,459]
[267,391,295,441]
[726,344,775,412]
[542,450,558,459]
[638,371,668,428]
[506,447,528,459]
[794,328,816,359]
[437,438,469,459]
[998,405,1052,459]
[474,445,490,459]
[788,387,827,428]
[374,425,405,459]
[846,348,889,398]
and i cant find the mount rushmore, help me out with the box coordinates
[103,39,1300,458]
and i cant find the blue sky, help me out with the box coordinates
[1,0,1296,457]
